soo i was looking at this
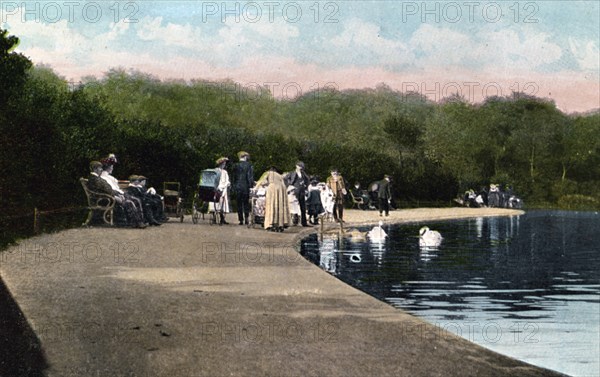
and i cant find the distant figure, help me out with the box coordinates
[419,226,443,248]
[352,182,372,209]
[378,175,392,217]
[488,184,501,208]
[368,221,387,242]
[463,189,477,207]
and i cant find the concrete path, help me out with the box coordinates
[0,208,565,377]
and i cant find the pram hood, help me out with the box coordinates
[198,169,220,189]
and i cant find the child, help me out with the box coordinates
[306,178,325,225]
[287,185,300,225]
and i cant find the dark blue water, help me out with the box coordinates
[300,211,600,377]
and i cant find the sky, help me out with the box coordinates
[1,0,599,112]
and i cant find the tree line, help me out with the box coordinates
[1,28,599,245]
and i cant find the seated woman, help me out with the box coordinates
[88,161,146,228]
[256,166,290,232]
[99,154,143,215]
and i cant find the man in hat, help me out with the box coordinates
[326,168,347,223]
[136,175,168,222]
[88,161,146,228]
[378,175,392,217]
[233,151,254,225]
[286,161,311,227]
[126,175,165,226]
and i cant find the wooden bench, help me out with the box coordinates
[349,190,367,210]
[80,178,116,226]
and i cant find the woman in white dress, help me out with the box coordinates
[210,157,231,225]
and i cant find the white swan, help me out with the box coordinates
[419,226,443,247]
[368,221,387,242]
[343,228,367,242]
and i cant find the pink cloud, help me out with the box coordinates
[43,52,600,113]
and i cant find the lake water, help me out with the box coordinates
[300,210,600,377]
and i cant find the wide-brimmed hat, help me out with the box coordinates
[237,151,250,159]
[216,157,229,165]
[100,153,117,166]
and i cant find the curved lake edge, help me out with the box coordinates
[1,208,566,376]
[293,207,573,377]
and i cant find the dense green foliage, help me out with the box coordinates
[1,28,599,246]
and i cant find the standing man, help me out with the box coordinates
[287,161,311,227]
[234,151,254,225]
[326,168,347,222]
[378,175,392,217]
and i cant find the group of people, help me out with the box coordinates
[211,152,394,232]
[87,151,395,231]
[458,184,523,209]
[87,154,169,228]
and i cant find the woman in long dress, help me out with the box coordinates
[209,157,231,225]
[257,167,290,232]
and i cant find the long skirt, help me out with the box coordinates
[264,184,290,229]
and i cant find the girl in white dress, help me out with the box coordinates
[209,157,231,224]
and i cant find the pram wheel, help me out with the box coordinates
[192,204,199,224]
[192,210,199,224]
[209,210,217,225]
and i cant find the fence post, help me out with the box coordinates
[33,207,40,234]
[319,218,324,242]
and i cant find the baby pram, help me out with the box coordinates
[248,186,266,228]
[163,182,185,222]
[192,169,221,225]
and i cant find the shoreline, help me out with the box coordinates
[0,208,565,377]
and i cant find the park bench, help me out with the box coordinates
[118,180,130,190]
[349,190,367,210]
[79,178,116,226]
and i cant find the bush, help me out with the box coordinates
[557,194,600,211]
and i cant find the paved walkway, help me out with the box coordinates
[0,208,565,376]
